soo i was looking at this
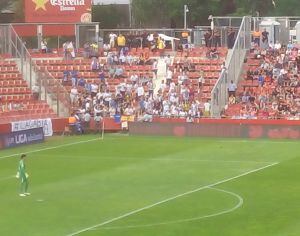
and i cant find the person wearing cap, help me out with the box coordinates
[17,154,30,197]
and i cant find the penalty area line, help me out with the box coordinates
[66,162,279,236]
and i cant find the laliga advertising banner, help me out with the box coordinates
[25,0,92,23]
[11,118,53,137]
[1,128,45,149]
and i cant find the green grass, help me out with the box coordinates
[0,134,300,236]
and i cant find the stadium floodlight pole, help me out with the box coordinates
[184,5,189,30]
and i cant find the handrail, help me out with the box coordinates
[3,24,71,117]
[211,17,246,94]
[210,16,251,117]
[32,60,71,115]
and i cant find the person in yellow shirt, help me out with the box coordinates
[157,37,165,51]
[117,34,126,51]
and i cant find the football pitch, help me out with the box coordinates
[0,134,300,236]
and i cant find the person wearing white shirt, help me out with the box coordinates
[198,75,205,92]
[67,41,75,59]
[41,39,48,53]
[204,100,211,117]
[137,84,144,99]
[160,80,167,93]
[109,33,117,48]
[166,68,173,85]
[165,55,172,69]
[130,73,138,85]
[186,114,194,123]
[91,83,98,97]
[70,87,78,106]
[126,54,133,65]
[274,41,281,50]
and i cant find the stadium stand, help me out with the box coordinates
[225,43,300,120]
[0,58,57,123]
[31,45,227,120]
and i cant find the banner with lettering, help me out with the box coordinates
[1,128,45,149]
[11,118,53,137]
[25,0,92,23]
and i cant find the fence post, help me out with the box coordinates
[29,57,32,88]
[75,24,80,49]
[21,41,24,82]
[8,26,12,55]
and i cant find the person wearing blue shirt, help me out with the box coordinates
[258,74,264,87]
[99,70,105,83]
[78,78,85,87]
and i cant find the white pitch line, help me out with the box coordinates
[0,137,102,160]
[96,187,244,230]
[66,162,278,236]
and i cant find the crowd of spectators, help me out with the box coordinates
[34,30,230,127]
[228,39,300,120]
[65,53,214,125]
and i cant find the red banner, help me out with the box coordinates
[25,0,92,23]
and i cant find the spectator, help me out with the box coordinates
[94,107,103,133]
[186,114,194,123]
[252,29,261,46]
[83,42,91,58]
[261,29,269,49]
[203,99,211,117]
[228,94,236,105]
[152,59,158,79]
[204,29,212,48]
[91,57,100,71]
[213,29,221,48]
[70,86,79,107]
[109,32,117,49]
[228,80,237,97]
[41,39,48,53]
[62,70,70,86]
[182,55,191,72]
[32,83,40,100]
[83,111,91,131]
[117,34,126,51]
[198,73,205,94]
[166,67,173,86]
[78,78,86,87]
[114,66,124,79]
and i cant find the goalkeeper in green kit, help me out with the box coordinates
[17,154,30,197]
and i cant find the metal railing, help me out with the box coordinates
[0,24,71,117]
[99,27,234,48]
[211,16,252,117]
[32,61,71,116]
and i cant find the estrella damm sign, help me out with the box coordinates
[25,0,92,23]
